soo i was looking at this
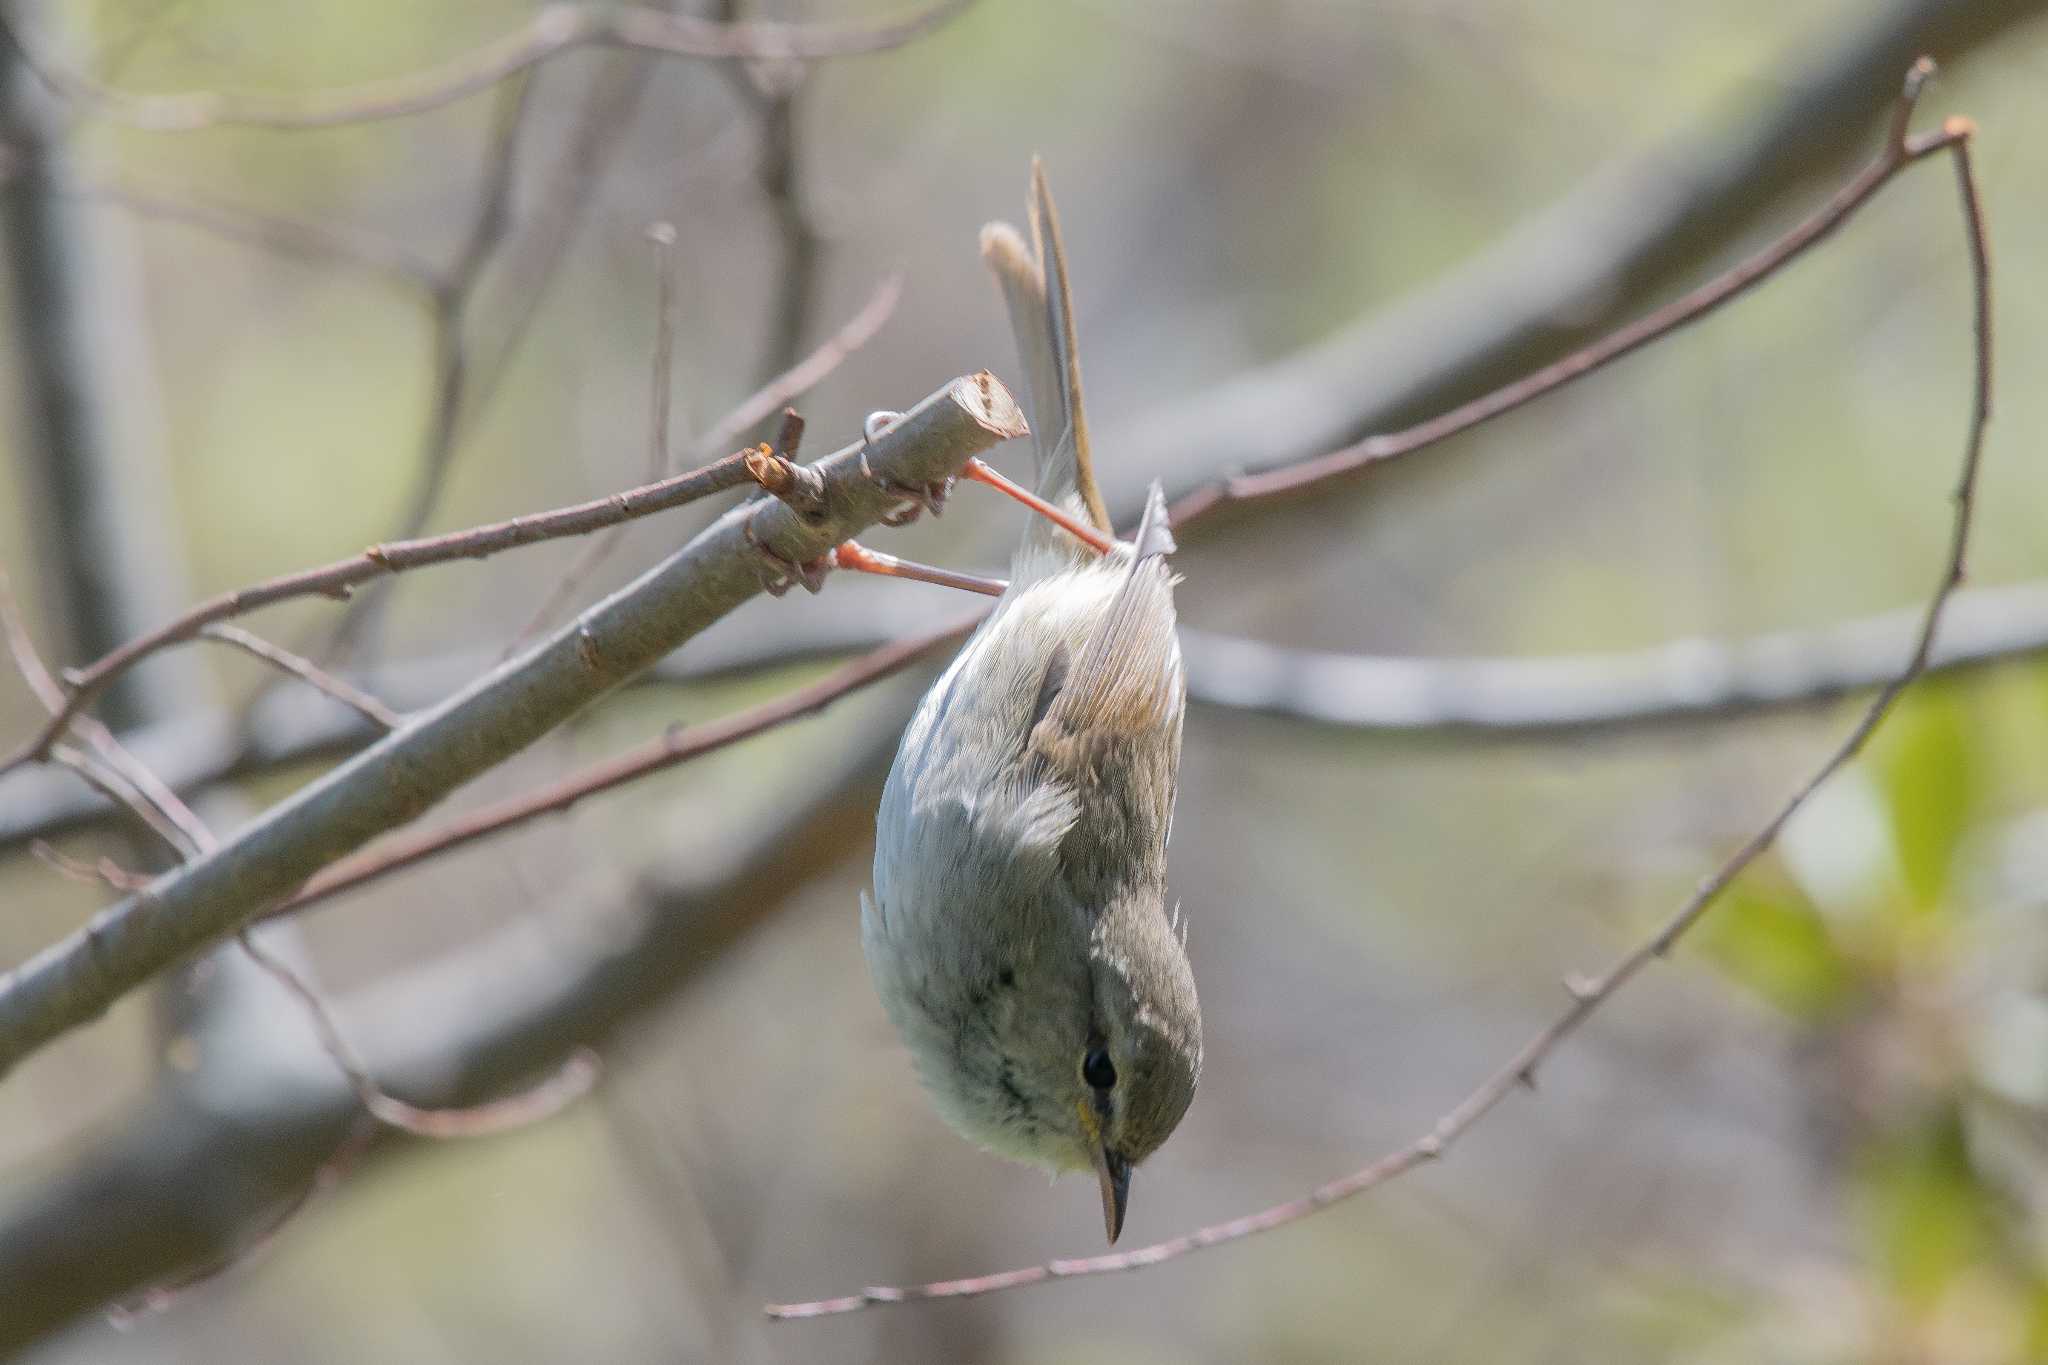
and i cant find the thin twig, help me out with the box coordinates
[462,44,662,430]
[1,570,211,855]
[199,625,404,731]
[646,223,679,475]
[390,73,537,547]
[1162,97,1976,531]
[716,0,820,437]
[233,930,600,1139]
[80,180,442,292]
[45,744,195,858]
[0,451,761,773]
[271,619,971,920]
[1109,0,2038,500]
[317,75,540,667]
[692,273,902,460]
[764,62,1993,1320]
[502,220,687,655]
[29,840,146,891]
[103,1116,380,1327]
[0,0,978,131]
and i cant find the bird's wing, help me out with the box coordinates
[1026,484,1184,872]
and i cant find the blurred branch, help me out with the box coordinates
[692,271,903,459]
[228,929,600,1140]
[0,22,208,730]
[0,703,903,1352]
[509,270,903,649]
[309,74,539,665]
[766,65,1995,1320]
[0,374,1026,1080]
[461,41,663,424]
[388,74,536,547]
[1108,0,2043,514]
[716,0,820,429]
[80,179,442,291]
[197,625,404,732]
[1171,582,2048,735]
[14,571,2048,848]
[0,0,976,131]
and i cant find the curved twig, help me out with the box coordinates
[765,65,1994,1320]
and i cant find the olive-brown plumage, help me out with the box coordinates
[863,164,1199,1244]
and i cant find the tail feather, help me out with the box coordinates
[1127,478,1177,562]
[979,159,1112,551]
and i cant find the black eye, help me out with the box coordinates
[1082,1048,1117,1090]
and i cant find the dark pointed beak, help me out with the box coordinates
[1092,1145,1131,1244]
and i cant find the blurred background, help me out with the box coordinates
[2,0,2047,1360]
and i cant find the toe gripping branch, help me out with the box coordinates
[743,409,1113,600]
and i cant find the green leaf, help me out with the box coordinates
[1856,1109,2003,1304]
[1872,682,1979,918]
[1699,872,1854,1020]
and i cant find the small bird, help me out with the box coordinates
[863,163,1201,1244]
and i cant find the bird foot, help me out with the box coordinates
[744,516,831,597]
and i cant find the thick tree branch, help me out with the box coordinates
[0,374,1025,1080]
[0,712,902,1352]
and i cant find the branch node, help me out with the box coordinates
[1887,55,1938,151]
[575,624,608,679]
[773,407,805,462]
[744,445,829,521]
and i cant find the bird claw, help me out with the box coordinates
[744,516,830,597]
[860,446,950,527]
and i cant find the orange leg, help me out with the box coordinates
[831,542,1006,597]
[959,458,1116,556]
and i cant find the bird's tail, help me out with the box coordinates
[980,159,1111,558]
